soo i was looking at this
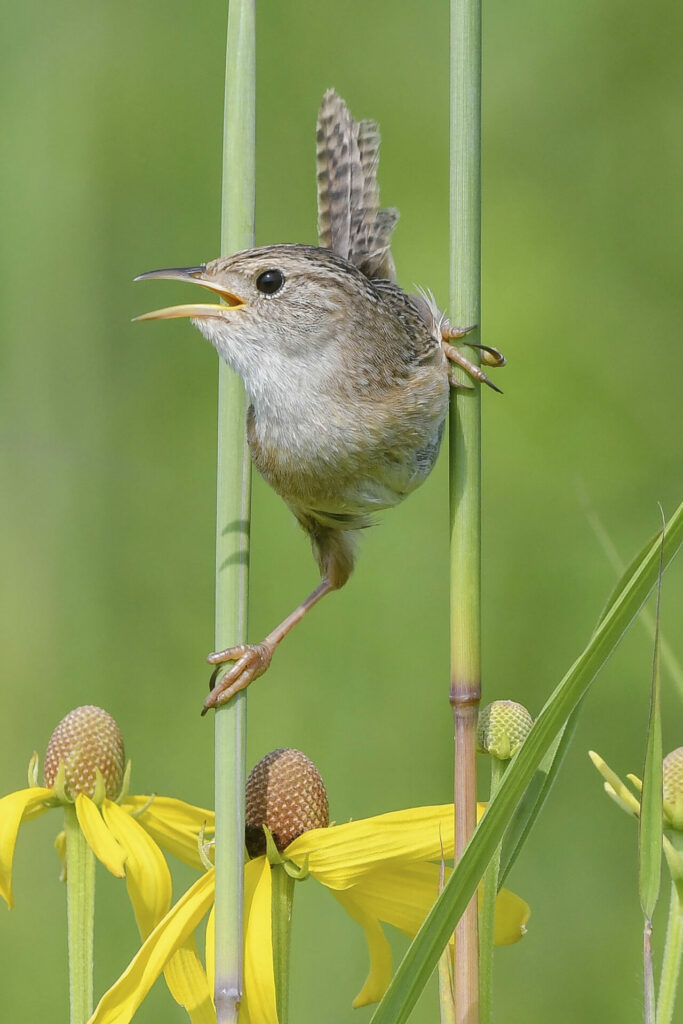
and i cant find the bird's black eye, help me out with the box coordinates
[255,269,285,296]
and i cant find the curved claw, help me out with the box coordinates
[467,342,506,368]
[201,642,274,715]
[442,341,503,394]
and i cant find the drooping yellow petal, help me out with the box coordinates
[287,804,485,889]
[0,787,54,907]
[101,799,171,937]
[490,885,530,945]
[163,937,216,1024]
[121,795,214,870]
[240,856,278,1024]
[89,868,215,1024]
[342,861,439,940]
[205,906,215,1005]
[331,889,393,1008]
[341,861,529,947]
[327,860,528,1009]
[75,795,126,878]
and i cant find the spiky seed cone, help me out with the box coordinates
[477,700,534,761]
[43,705,125,801]
[245,748,329,857]
[663,747,683,830]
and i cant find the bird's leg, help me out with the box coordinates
[441,322,505,393]
[202,579,334,713]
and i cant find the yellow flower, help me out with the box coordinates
[0,706,216,1024]
[91,749,529,1024]
[590,747,683,881]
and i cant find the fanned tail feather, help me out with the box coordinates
[316,89,399,281]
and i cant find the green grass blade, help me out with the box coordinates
[596,528,660,630]
[639,514,665,921]
[370,502,682,1024]
[583,501,683,696]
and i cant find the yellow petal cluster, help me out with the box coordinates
[90,804,530,1023]
[0,771,215,1021]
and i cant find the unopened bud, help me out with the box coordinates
[245,748,329,857]
[43,706,125,801]
[663,747,683,831]
[477,700,533,760]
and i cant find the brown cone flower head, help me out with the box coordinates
[43,705,125,801]
[245,748,329,857]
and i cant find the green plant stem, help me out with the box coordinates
[640,512,665,1024]
[64,804,95,1024]
[478,758,504,1024]
[271,865,295,1024]
[657,880,683,1024]
[644,918,655,1024]
[450,0,482,1018]
[213,2,255,1022]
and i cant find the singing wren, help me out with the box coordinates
[135,90,504,712]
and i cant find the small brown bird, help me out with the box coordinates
[135,90,504,712]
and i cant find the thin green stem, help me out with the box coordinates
[657,880,683,1023]
[450,0,482,1017]
[479,758,504,1024]
[64,804,95,1024]
[644,918,655,1024]
[213,2,255,1022]
[271,865,296,1024]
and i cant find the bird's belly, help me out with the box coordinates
[248,389,447,526]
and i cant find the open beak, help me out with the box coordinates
[133,266,247,321]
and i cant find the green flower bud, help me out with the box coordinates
[663,747,683,831]
[245,748,329,857]
[43,705,125,802]
[477,701,533,761]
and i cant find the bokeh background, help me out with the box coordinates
[1,0,681,1020]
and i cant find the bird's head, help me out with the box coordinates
[135,244,376,387]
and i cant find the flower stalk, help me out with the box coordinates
[213,2,255,1022]
[658,877,683,1023]
[271,863,295,1024]
[659,829,683,1024]
[449,0,483,1016]
[478,757,503,1024]
[64,803,95,1024]
[476,702,532,1023]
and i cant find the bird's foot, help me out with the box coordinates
[441,323,505,394]
[202,641,274,714]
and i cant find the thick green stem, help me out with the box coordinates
[64,804,95,1024]
[271,865,296,1024]
[450,0,482,1017]
[478,759,504,1024]
[213,2,255,1022]
[658,880,683,1023]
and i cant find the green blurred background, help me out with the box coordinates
[1,0,681,1020]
